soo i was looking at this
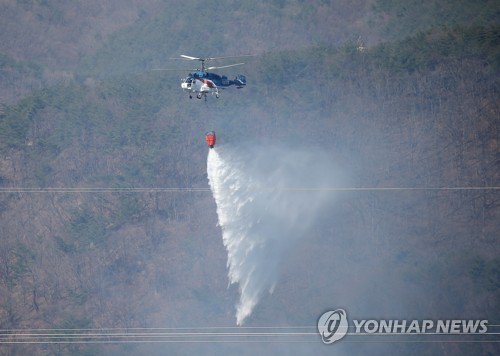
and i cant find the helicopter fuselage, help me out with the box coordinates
[181,71,246,99]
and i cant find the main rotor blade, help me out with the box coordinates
[178,54,255,62]
[180,55,202,61]
[207,54,255,60]
[152,68,196,71]
[206,63,245,70]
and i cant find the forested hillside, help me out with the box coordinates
[0,1,499,355]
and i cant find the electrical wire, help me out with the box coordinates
[0,187,498,193]
[1,325,498,344]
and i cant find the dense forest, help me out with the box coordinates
[0,1,499,355]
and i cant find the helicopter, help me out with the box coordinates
[155,55,249,100]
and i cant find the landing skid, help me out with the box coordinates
[188,91,219,100]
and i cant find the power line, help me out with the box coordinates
[0,327,497,345]
[0,187,498,193]
[1,325,498,344]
